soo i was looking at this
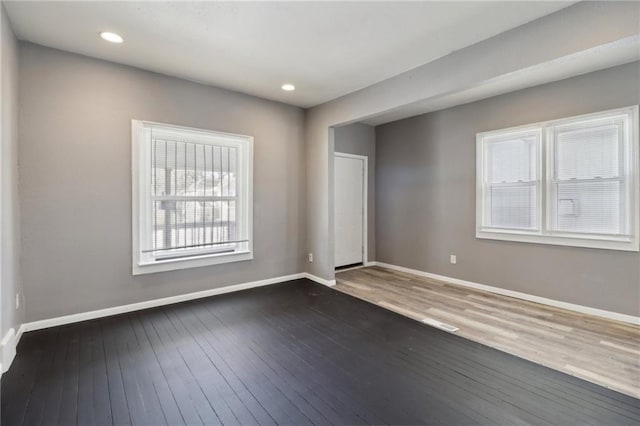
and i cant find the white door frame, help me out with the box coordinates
[334,152,368,266]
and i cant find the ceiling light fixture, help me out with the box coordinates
[100,32,124,43]
[281,84,295,91]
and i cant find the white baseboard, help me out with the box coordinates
[374,262,640,326]
[1,328,18,373]
[21,272,305,334]
[304,273,336,287]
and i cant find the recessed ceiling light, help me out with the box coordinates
[281,84,295,92]
[100,32,124,44]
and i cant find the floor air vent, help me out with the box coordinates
[422,317,459,333]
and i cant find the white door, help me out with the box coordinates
[334,154,365,267]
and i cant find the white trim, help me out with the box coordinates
[134,251,254,275]
[304,273,336,287]
[475,230,638,251]
[373,262,640,325]
[1,328,17,373]
[20,273,304,333]
[334,152,368,266]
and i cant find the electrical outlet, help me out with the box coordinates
[450,255,457,264]
[308,253,313,262]
[16,293,20,309]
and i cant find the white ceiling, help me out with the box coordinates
[4,1,575,108]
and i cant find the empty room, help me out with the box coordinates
[1,1,639,425]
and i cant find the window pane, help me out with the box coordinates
[554,181,623,235]
[149,136,241,255]
[489,184,537,230]
[488,135,537,183]
[153,199,238,253]
[152,139,238,200]
[483,132,539,231]
[556,124,620,180]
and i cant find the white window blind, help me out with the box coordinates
[550,119,625,236]
[484,131,540,231]
[132,121,253,274]
[476,106,638,251]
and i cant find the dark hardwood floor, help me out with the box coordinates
[2,279,639,425]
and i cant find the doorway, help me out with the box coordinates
[334,153,367,268]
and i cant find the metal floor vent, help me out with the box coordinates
[422,317,459,333]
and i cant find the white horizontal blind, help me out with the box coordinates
[148,128,242,260]
[550,119,626,236]
[477,106,638,252]
[483,131,540,231]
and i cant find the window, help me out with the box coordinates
[477,106,638,251]
[481,128,541,232]
[132,120,253,274]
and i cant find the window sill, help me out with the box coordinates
[133,250,253,275]
[476,229,638,252]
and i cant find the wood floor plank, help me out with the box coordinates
[111,318,158,426]
[278,293,552,424]
[212,295,390,425]
[189,301,316,425]
[175,304,277,425]
[100,319,132,426]
[337,266,640,399]
[147,309,219,425]
[57,327,81,426]
[127,314,185,425]
[87,322,114,426]
[20,330,59,426]
[3,278,639,425]
[321,287,634,425]
[330,276,636,420]
[303,296,596,425]
[136,312,203,425]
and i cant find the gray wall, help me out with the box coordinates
[334,123,376,262]
[19,43,306,322]
[375,62,640,317]
[1,5,23,338]
[305,1,640,282]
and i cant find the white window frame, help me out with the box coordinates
[476,105,639,252]
[132,120,253,275]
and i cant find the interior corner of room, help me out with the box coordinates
[1,1,639,423]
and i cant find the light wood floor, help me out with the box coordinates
[335,266,640,398]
